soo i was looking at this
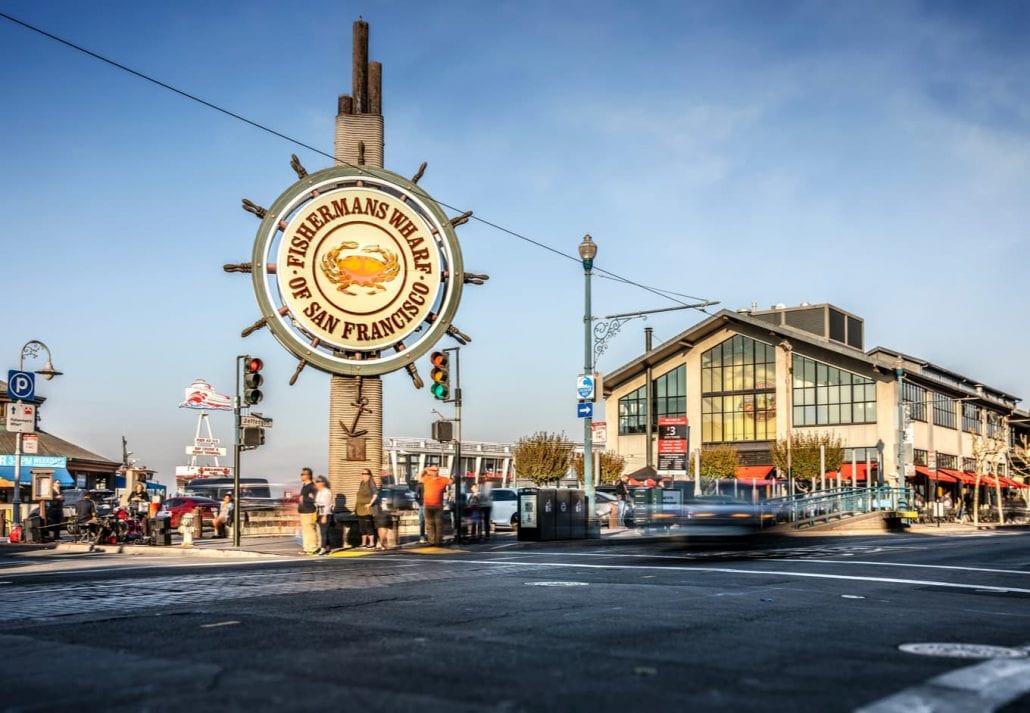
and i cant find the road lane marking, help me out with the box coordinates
[380,557,1030,594]
[200,620,240,628]
[899,643,1027,659]
[856,644,1030,712]
[784,559,1030,576]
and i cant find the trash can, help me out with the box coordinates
[570,489,587,538]
[537,488,557,541]
[555,489,572,539]
[517,488,540,542]
[152,517,172,546]
[24,515,42,543]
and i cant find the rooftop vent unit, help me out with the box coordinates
[749,303,864,350]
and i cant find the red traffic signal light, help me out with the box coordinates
[243,356,264,405]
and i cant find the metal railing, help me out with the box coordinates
[762,486,911,529]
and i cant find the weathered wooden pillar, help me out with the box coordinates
[328,20,385,506]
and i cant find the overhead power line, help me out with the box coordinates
[0,10,718,311]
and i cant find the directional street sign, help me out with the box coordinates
[194,437,221,445]
[7,370,35,401]
[5,403,35,433]
[185,446,227,457]
[240,415,273,428]
[576,375,595,401]
[22,434,39,454]
[576,402,593,419]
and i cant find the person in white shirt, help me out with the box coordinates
[314,476,334,556]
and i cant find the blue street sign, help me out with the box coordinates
[577,402,593,418]
[7,370,34,401]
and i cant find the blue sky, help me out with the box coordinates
[2,0,1028,485]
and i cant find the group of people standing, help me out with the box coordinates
[296,467,391,556]
[295,466,491,554]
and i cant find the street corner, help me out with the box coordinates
[405,545,468,555]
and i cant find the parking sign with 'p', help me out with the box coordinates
[7,370,34,401]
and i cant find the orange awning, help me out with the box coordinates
[913,466,957,482]
[939,469,977,484]
[735,466,774,482]
[833,463,875,482]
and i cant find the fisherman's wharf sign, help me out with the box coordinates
[250,166,463,376]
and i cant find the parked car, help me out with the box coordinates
[61,489,117,521]
[594,490,618,524]
[379,484,416,511]
[486,487,519,529]
[159,496,220,528]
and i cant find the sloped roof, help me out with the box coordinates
[0,427,119,470]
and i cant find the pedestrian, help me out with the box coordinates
[420,466,451,546]
[297,467,319,555]
[479,484,493,541]
[355,469,379,549]
[614,475,630,526]
[213,494,234,538]
[314,475,334,556]
[467,484,483,541]
[45,480,64,542]
[414,479,427,544]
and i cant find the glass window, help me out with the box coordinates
[962,403,982,434]
[618,385,646,435]
[652,365,686,428]
[932,393,956,428]
[903,381,927,422]
[701,335,776,443]
[792,355,876,426]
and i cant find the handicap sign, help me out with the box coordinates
[7,371,34,401]
[576,402,593,418]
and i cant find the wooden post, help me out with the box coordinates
[352,20,369,114]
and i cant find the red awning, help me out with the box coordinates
[735,466,774,483]
[831,463,875,482]
[913,466,958,482]
[939,469,977,484]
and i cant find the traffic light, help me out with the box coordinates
[243,356,264,405]
[429,351,449,401]
[242,427,265,447]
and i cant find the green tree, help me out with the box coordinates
[572,450,626,485]
[513,431,574,486]
[687,444,739,494]
[773,431,844,489]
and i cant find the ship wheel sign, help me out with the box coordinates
[226,158,488,387]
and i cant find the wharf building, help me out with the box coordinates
[602,304,1030,494]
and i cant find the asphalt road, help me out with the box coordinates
[1,530,1028,713]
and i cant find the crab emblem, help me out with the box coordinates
[320,241,401,296]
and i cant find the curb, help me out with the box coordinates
[53,542,284,559]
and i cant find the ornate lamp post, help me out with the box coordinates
[11,340,62,525]
[578,234,598,535]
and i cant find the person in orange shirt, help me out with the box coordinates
[420,466,452,546]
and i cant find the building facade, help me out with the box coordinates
[602,304,1029,491]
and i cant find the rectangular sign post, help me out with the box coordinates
[657,416,689,478]
[185,446,228,457]
[21,434,39,455]
[5,403,36,433]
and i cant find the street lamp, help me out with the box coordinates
[11,340,62,525]
[578,234,598,536]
